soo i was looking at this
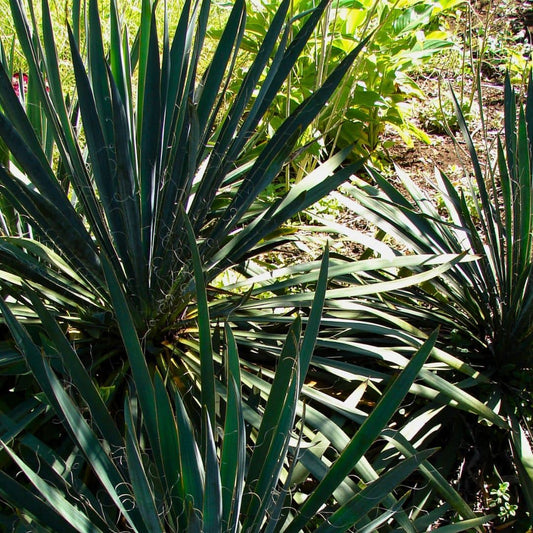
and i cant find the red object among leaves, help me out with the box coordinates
[11,73,49,98]
[11,73,29,97]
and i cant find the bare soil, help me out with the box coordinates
[386,80,506,185]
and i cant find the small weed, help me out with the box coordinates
[488,482,519,522]
[419,93,473,133]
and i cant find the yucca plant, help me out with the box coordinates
[0,245,451,531]
[0,0,371,388]
[328,74,533,527]
[0,0,495,529]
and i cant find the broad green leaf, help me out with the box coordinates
[153,372,186,522]
[173,387,205,521]
[100,255,160,459]
[183,211,216,430]
[299,244,329,383]
[202,410,223,532]
[124,400,164,533]
[220,325,246,532]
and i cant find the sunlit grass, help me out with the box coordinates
[0,0,229,92]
